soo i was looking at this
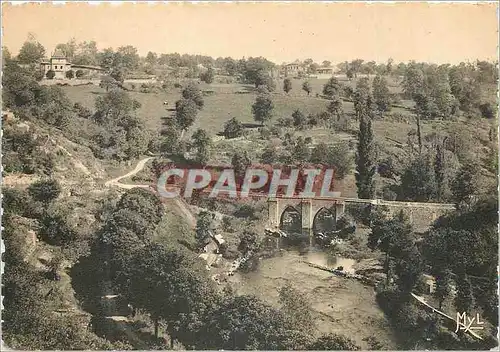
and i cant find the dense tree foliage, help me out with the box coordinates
[17,36,45,64]
[302,80,312,95]
[191,129,212,164]
[252,91,274,125]
[223,117,244,139]
[283,78,292,94]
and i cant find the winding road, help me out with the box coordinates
[104,157,155,189]
[104,157,196,227]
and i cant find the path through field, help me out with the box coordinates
[104,157,155,189]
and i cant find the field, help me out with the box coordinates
[63,76,411,137]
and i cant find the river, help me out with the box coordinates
[227,246,397,349]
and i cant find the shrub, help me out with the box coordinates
[378,157,398,179]
[75,70,85,78]
[46,70,55,79]
[258,126,272,140]
[276,116,293,127]
[345,203,372,226]
[221,216,233,232]
[479,102,495,119]
[73,102,92,119]
[28,179,62,203]
[65,70,74,79]
[234,204,257,219]
[223,117,244,139]
[39,209,77,246]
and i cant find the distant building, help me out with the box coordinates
[315,67,335,79]
[40,48,105,79]
[282,61,306,77]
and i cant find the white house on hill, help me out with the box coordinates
[40,48,105,79]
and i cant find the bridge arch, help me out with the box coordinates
[279,205,302,232]
[312,206,337,234]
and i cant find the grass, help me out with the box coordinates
[63,78,413,140]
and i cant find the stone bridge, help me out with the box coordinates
[268,197,456,237]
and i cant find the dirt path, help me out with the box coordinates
[104,157,154,189]
[104,157,199,228]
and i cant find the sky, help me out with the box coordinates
[2,2,498,65]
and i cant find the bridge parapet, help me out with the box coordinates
[268,197,455,233]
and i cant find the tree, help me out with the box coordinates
[454,274,474,314]
[260,144,279,164]
[73,41,99,66]
[123,243,216,341]
[368,210,414,283]
[302,80,312,96]
[402,62,425,99]
[28,179,61,203]
[283,78,292,94]
[434,269,452,310]
[241,57,275,87]
[451,161,479,207]
[231,152,251,180]
[39,207,77,246]
[238,230,259,255]
[479,102,495,119]
[195,211,215,250]
[145,51,157,65]
[394,244,423,293]
[46,70,55,80]
[372,74,391,113]
[355,102,376,199]
[2,60,41,108]
[110,67,126,84]
[17,37,45,64]
[322,77,342,99]
[252,92,274,125]
[223,117,244,139]
[192,129,212,164]
[196,294,309,350]
[3,46,12,63]
[55,39,77,60]
[175,98,199,132]
[292,109,307,130]
[99,75,118,92]
[116,45,140,71]
[400,154,437,201]
[65,70,74,79]
[200,67,215,84]
[160,123,182,155]
[346,68,354,80]
[350,59,364,78]
[327,96,343,121]
[116,187,164,225]
[292,136,311,163]
[75,69,85,78]
[94,89,141,124]
[434,142,448,202]
[311,141,353,179]
[321,60,331,67]
[181,82,204,109]
[309,333,360,350]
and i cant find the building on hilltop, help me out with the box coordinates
[40,48,105,79]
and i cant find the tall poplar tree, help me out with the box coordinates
[355,88,376,199]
